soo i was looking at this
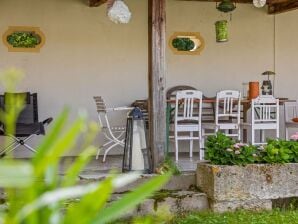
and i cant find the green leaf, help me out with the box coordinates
[91,172,171,224]
[0,160,33,188]
[64,176,113,224]
[61,146,96,187]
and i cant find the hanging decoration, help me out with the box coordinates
[107,0,131,24]
[215,20,228,42]
[253,0,267,8]
[216,0,236,13]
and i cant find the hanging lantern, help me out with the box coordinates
[215,20,228,42]
[261,71,276,96]
[216,0,236,13]
[122,108,152,173]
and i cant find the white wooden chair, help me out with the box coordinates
[171,90,203,161]
[284,101,298,140]
[202,90,241,141]
[242,95,279,145]
[93,96,132,162]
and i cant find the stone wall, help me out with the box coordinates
[196,163,298,212]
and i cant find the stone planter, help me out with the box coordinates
[196,163,298,212]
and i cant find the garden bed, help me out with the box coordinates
[197,132,298,212]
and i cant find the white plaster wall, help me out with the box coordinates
[0,0,148,157]
[0,0,297,157]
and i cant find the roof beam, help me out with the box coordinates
[89,0,107,7]
[268,0,298,14]
[180,0,252,3]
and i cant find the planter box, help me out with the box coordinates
[196,163,298,212]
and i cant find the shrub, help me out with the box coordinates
[205,132,258,165]
[260,139,298,164]
[205,132,298,166]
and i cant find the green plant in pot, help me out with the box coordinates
[172,38,195,51]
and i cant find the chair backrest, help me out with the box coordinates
[252,95,279,124]
[93,96,108,129]
[284,101,298,122]
[215,90,241,125]
[166,85,197,100]
[0,92,38,124]
[175,90,203,123]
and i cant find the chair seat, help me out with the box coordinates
[15,122,45,137]
[202,122,239,130]
[241,122,278,130]
[110,126,126,131]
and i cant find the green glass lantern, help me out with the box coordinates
[217,0,236,13]
[215,20,228,42]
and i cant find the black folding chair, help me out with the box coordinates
[0,92,52,156]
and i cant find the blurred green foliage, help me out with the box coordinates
[0,68,171,224]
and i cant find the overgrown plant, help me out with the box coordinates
[205,132,298,165]
[205,132,258,165]
[0,68,171,224]
[260,139,298,164]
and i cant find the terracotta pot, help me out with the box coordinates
[248,82,259,100]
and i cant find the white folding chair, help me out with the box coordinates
[202,90,241,141]
[242,95,279,145]
[284,101,298,140]
[93,96,132,162]
[171,90,203,161]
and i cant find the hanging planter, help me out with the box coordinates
[215,20,228,42]
[216,0,236,13]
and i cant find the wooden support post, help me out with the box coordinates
[148,0,166,171]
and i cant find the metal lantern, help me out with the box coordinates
[122,107,152,173]
[215,20,228,42]
[261,71,276,96]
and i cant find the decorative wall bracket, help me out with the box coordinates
[169,32,205,55]
[2,26,45,53]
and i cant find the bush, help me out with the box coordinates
[205,132,298,165]
[205,132,258,165]
[260,139,298,163]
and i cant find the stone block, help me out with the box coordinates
[196,163,298,212]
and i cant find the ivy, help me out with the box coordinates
[7,31,41,48]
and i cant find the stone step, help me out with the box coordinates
[112,190,209,217]
[79,171,197,193]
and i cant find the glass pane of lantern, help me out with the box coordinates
[131,120,146,171]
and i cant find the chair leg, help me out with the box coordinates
[260,130,265,143]
[96,148,101,160]
[103,142,120,163]
[199,131,204,160]
[276,127,280,139]
[189,132,193,158]
[24,144,37,153]
[237,127,241,141]
[251,128,255,145]
[175,131,179,161]
[285,127,289,140]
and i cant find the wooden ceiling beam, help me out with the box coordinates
[268,0,298,14]
[89,0,107,7]
[180,0,252,3]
